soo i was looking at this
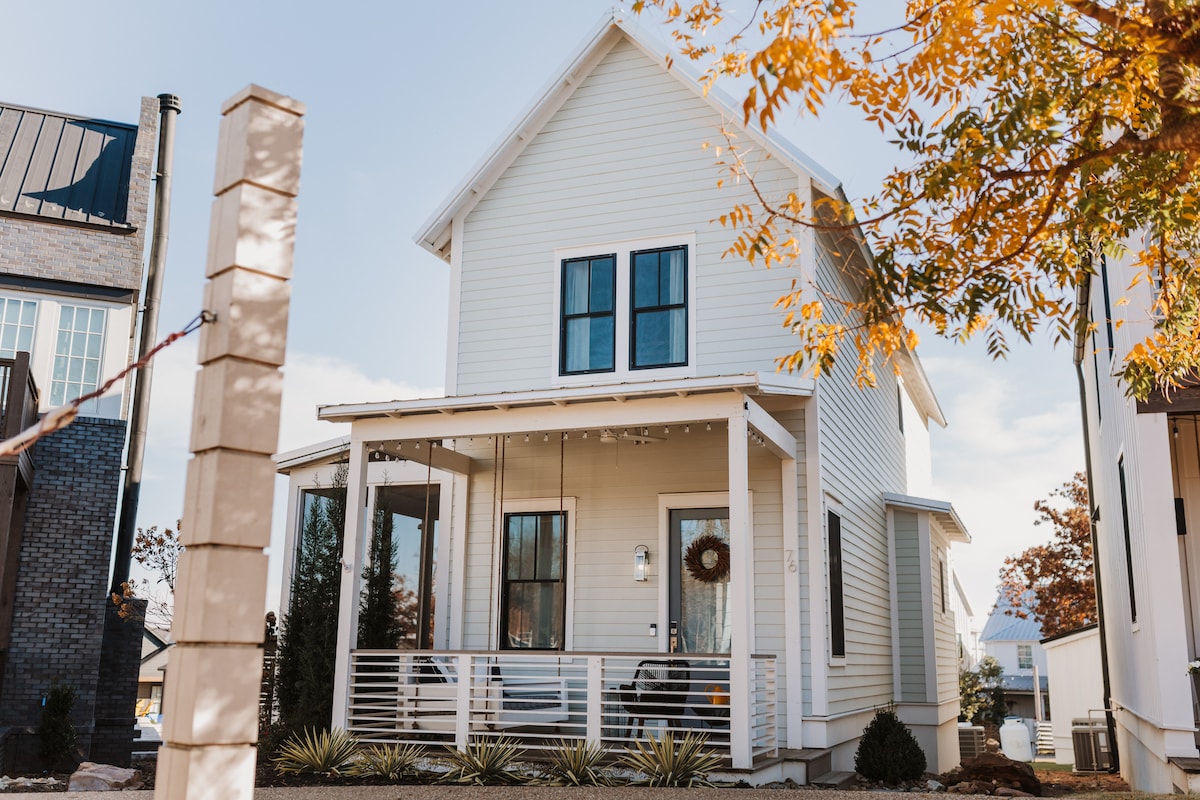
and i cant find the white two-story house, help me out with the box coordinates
[1078,233,1200,792]
[277,10,970,782]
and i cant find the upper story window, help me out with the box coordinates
[554,235,695,384]
[560,255,615,375]
[0,298,37,358]
[50,304,107,414]
[631,246,687,369]
[1017,643,1033,670]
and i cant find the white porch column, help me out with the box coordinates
[332,435,370,729]
[781,456,803,748]
[728,408,754,768]
[447,470,469,649]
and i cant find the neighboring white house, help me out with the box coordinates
[980,595,1049,723]
[277,10,971,783]
[1078,235,1200,792]
[951,571,979,670]
[1042,624,1105,767]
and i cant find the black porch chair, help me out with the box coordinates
[618,659,689,739]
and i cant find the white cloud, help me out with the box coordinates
[133,341,439,611]
[924,353,1084,623]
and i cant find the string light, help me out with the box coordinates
[706,423,711,432]
[543,433,549,442]
[524,434,530,443]
[684,425,690,433]
[582,431,588,439]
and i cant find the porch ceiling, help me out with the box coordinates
[317,372,812,424]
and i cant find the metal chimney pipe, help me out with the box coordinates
[111,93,182,594]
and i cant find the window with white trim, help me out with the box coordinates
[50,304,106,414]
[1017,643,1033,670]
[0,298,37,359]
[554,236,695,383]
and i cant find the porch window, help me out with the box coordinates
[501,512,565,649]
[50,304,106,414]
[631,246,687,369]
[828,509,846,658]
[560,255,615,374]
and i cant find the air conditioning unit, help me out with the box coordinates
[1071,719,1111,771]
[959,725,986,759]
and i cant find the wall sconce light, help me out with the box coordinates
[634,545,649,581]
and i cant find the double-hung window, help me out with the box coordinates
[501,511,566,649]
[560,255,615,374]
[631,246,687,369]
[556,238,692,380]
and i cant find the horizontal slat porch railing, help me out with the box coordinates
[348,650,777,762]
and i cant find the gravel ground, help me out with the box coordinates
[0,789,942,800]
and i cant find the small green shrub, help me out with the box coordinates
[541,738,612,786]
[619,731,721,788]
[854,706,927,784]
[349,743,425,780]
[272,728,359,776]
[438,736,525,785]
[37,683,77,771]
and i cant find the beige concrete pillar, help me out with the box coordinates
[155,85,304,800]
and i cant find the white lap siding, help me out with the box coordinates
[455,36,803,395]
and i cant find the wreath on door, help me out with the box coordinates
[684,534,730,583]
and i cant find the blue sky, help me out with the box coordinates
[6,1,1083,625]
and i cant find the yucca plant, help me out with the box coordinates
[348,743,426,780]
[619,731,722,788]
[438,736,526,785]
[272,728,360,776]
[540,738,613,786]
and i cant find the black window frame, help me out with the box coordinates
[559,254,616,376]
[630,245,688,370]
[828,509,846,658]
[500,511,567,650]
[1118,457,1137,623]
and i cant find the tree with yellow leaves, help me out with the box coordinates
[635,0,1200,398]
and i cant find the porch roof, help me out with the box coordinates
[317,372,813,424]
[883,492,972,544]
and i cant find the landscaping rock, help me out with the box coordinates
[67,762,142,792]
[995,788,1035,797]
[954,752,1042,796]
[927,779,946,791]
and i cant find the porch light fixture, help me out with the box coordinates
[634,545,649,581]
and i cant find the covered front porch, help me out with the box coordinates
[306,373,813,769]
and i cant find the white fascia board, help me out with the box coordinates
[883,491,971,543]
[273,435,351,472]
[897,346,948,428]
[318,372,812,423]
[413,9,845,260]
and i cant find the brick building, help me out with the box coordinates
[0,97,157,767]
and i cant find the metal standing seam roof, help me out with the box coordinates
[0,102,138,229]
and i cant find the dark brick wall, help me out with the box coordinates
[0,417,126,759]
[91,598,145,767]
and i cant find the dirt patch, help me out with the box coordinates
[1038,770,1129,796]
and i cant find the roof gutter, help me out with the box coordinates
[1073,270,1120,773]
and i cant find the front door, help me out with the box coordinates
[669,507,731,654]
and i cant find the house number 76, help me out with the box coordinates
[784,550,798,573]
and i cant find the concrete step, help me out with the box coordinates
[811,770,858,789]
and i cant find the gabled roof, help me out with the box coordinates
[980,594,1044,642]
[0,101,139,230]
[413,8,840,261]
